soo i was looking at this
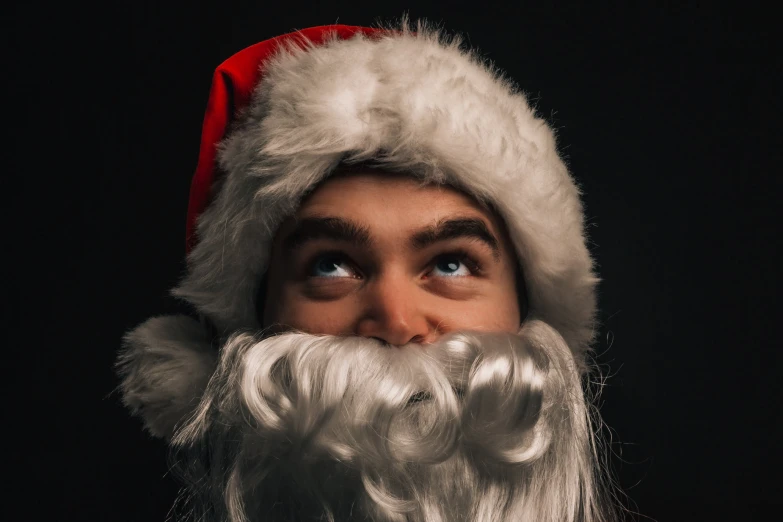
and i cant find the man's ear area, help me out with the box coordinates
[115,315,218,439]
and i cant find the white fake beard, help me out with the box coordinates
[169,319,609,522]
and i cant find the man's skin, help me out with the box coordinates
[263,169,524,343]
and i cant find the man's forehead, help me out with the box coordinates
[265,169,518,261]
[295,170,501,227]
[271,187,513,266]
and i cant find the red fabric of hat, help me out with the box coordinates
[186,24,385,254]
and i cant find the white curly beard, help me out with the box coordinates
[161,319,609,522]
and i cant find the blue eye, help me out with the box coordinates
[431,255,472,277]
[309,255,356,278]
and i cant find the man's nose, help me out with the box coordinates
[354,273,434,346]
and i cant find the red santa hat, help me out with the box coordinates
[116,22,601,439]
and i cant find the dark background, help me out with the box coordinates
[8,2,780,521]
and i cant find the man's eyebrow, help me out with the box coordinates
[282,216,372,252]
[411,217,501,261]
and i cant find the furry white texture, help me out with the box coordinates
[168,321,614,521]
[173,25,601,368]
[116,315,217,439]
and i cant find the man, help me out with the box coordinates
[117,22,617,521]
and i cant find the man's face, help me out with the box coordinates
[262,170,523,341]
[174,171,600,522]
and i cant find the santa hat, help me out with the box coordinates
[116,22,601,439]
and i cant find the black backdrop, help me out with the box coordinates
[8,2,780,521]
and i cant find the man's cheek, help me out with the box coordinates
[277,299,357,336]
[297,278,364,301]
[447,302,520,334]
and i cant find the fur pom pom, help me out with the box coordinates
[116,315,218,439]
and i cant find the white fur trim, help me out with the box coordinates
[116,315,217,439]
[173,25,600,369]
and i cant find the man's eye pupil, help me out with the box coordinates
[437,258,460,272]
[318,258,338,271]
